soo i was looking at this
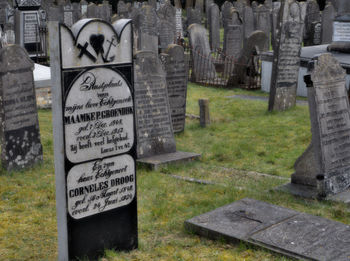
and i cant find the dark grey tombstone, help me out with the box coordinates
[47,4,64,22]
[187,7,201,27]
[224,24,242,59]
[268,0,304,111]
[188,23,216,82]
[163,44,188,133]
[49,19,137,260]
[135,5,158,53]
[209,3,220,51]
[242,5,254,42]
[205,0,213,28]
[233,1,245,17]
[157,0,176,51]
[72,2,81,24]
[256,4,270,51]
[221,1,233,29]
[0,1,8,25]
[304,0,321,46]
[117,0,129,18]
[0,45,42,171]
[80,0,88,17]
[294,53,350,196]
[321,2,335,44]
[86,3,98,18]
[195,0,203,14]
[311,21,322,45]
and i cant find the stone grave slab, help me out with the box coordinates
[185,198,350,260]
[137,151,201,170]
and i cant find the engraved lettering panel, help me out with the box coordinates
[67,154,135,219]
[333,22,350,42]
[23,12,39,44]
[64,67,134,163]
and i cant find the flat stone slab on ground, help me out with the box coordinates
[185,198,350,261]
[136,151,201,170]
[277,183,350,204]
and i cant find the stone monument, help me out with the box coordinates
[49,19,137,260]
[268,0,304,111]
[0,45,43,171]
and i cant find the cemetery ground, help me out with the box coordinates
[1,83,349,261]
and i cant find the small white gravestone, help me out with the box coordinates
[49,18,137,260]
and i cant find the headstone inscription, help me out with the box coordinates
[175,7,183,39]
[188,23,216,82]
[0,45,43,171]
[268,0,304,111]
[321,2,335,44]
[310,21,322,45]
[63,3,73,27]
[209,3,220,51]
[162,44,188,133]
[293,53,350,197]
[49,19,137,260]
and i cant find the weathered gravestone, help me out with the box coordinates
[310,21,322,45]
[175,7,183,39]
[304,0,321,46]
[185,198,350,260]
[223,11,242,59]
[134,50,200,168]
[0,45,43,171]
[289,53,350,199]
[221,1,233,29]
[49,19,137,260]
[321,2,335,44]
[134,4,158,53]
[205,0,213,28]
[209,3,220,51]
[117,0,129,18]
[80,0,88,17]
[227,31,266,88]
[187,7,201,27]
[162,44,188,133]
[242,5,254,43]
[268,0,304,111]
[63,2,74,27]
[47,4,64,23]
[157,0,176,51]
[271,1,281,49]
[256,5,270,51]
[188,23,216,82]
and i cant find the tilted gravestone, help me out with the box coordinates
[188,23,216,82]
[303,0,320,46]
[321,2,335,44]
[294,54,350,197]
[49,19,137,260]
[209,3,220,51]
[162,44,188,133]
[134,50,200,167]
[268,0,304,111]
[0,45,43,171]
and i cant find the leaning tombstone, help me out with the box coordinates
[49,19,137,260]
[134,50,200,169]
[321,2,335,44]
[268,0,304,111]
[282,53,350,200]
[162,44,188,133]
[209,3,220,51]
[0,45,43,171]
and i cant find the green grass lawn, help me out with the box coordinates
[0,83,349,260]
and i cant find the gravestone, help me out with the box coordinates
[242,5,254,42]
[310,21,322,45]
[157,0,176,51]
[175,7,183,39]
[134,50,200,168]
[256,5,270,51]
[162,45,188,133]
[63,2,74,27]
[233,1,245,17]
[209,3,220,51]
[49,19,137,260]
[268,0,304,111]
[223,24,242,59]
[188,23,216,82]
[80,0,88,17]
[205,0,213,28]
[304,0,320,46]
[72,2,81,24]
[271,1,281,49]
[187,7,201,27]
[221,1,233,29]
[0,45,43,171]
[291,53,350,197]
[134,5,158,53]
[47,4,64,22]
[117,0,129,18]
[321,2,335,44]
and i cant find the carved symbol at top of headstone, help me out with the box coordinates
[90,34,105,55]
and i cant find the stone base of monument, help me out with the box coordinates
[136,151,201,170]
[276,183,350,204]
[185,198,350,261]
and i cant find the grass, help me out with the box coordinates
[0,84,349,260]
